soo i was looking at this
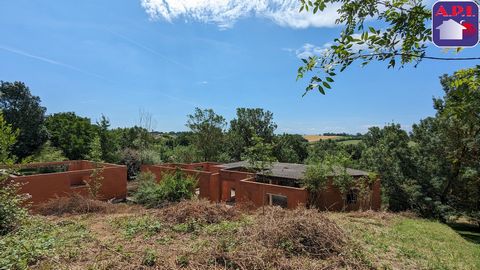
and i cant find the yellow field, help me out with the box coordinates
[302,135,339,142]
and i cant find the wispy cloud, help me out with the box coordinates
[105,29,193,71]
[140,0,341,29]
[293,43,330,59]
[0,45,106,80]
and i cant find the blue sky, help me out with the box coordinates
[0,0,478,134]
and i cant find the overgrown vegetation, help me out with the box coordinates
[0,217,89,269]
[134,170,196,208]
[0,176,28,236]
[36,194,114,216]
[1,66,480,225]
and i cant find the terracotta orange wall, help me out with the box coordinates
[312,177,381,211]
[141,164,213,195]
[10,161,127,205]
[237,178,308,209]
[140,163,381,211]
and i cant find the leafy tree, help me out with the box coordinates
[111,126,152,150]
[304,152,360,209]
[243,133,277,175]
[411,66,480,223]
[0,112,19,164]
[0,81,48,158]
[45,112,96,160]
[0,114,27,235]
[22,141,67,163]
[166,145,201,164]
[306,139,341,163]
[87,135,103,162]
[296,1,479,95]
[360,124,414,211]
[273,134,309,163]
[186,108,226,161]
[120,148,141,180]
[96,115,119,162]
[228,108,277,160]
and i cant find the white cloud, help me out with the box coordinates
[140,0,341,29]
[294,43,330,59]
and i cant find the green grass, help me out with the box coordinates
[3,206,479,269]
[331,214,480,269]
[110,215,163,238]
[0,217,90,270]
[337,139,362,145]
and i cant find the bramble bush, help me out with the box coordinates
[0,176,28,235]
[134,170,196,208]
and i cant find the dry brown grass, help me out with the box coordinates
[31,201,370,270]
[160,199,240,224]
[303,135,340,142]
[35,194,118,216]
[184,206,367,270]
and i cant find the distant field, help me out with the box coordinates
[338,139,362,145]
[303,135,340,142]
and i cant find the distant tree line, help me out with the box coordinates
[1,66,479,225]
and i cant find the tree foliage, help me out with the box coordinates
[186,108,226,162]
[296,0,478,95]
[243,133,277,174]
[410,66,480,222]
[0,112,19,164]
[45,112,96,160]
[228,108,277,160]
[0,81,48,159]
[96,115,118,162]
[273,134,309,163]
[360,124,414,211]
[134,170,196,208]
[22,141,67,163]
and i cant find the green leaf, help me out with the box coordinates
[318,85,325,94]
[322,82,331,89]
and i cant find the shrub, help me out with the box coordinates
[139,148,163,165]
[134,170,196,208]
[0,176,28,235]
[21,141,67,163]
[120,148,141,180]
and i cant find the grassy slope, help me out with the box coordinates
[329,212,480,270]
[1,205,479,270]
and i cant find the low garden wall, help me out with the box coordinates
[7,161,127,204]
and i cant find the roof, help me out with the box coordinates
[220,161,369,180]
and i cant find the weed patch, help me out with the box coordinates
[0,217,89,269]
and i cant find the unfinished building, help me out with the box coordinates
[141,161,381,211]
[4,160,127,204]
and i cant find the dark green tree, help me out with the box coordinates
[0,81,48,159]
[411,66,480,223]
[227,108,277,160]
[45,112,96,160]
[297,1,479,95]
[0,112,18,164]
[307,139,341,163]
[273,134,309,163]
[186,108,226,162]
[360,124,415,211]
[96,115,119,162]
